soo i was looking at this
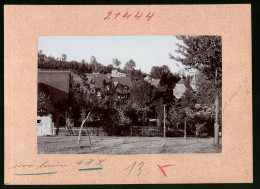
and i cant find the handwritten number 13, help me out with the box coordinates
[125,161,144,176]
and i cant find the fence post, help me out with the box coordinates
[142,127,144,135]
[52,122,54,135]
[130,126,132,136]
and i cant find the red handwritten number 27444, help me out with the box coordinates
[104,11,154,21]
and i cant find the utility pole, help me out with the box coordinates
[164,105,166,144]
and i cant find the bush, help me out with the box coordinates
[166,130,184,137]
[103,126,130,136]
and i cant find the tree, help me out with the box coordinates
[160,72,181,89]
[124,59,136,71]
[37,92,50,116]
[129,80,153,108]
[61,54,67,61]
[170,36,222,146]
[38,50,47,68]
[112,58,121,69]
[150,65,170,79]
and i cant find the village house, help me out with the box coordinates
[38,70,71,135]
[173,72,207,99]
[144,76,161,88]
[38,70,71,114]
[85,70,132,100]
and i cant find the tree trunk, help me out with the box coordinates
[78,112,91,147]
[184,118,187,140]
[213,93,220,146]
[157,116,161,128]
[213,69,220,147]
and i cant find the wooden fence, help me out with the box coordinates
[52,126,163,136]
[53,127,105,136]
[130,126,163,136]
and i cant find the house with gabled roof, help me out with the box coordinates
[189,72,208,91]
[83,70,133,100]
[145,78,161,88]
[173,72,207,99]
[173,78,193,99]
[38,70,71,135]
[38,70,71,114]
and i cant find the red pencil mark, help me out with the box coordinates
[157,164,175,177]
[134,11,143,20]
[104,10,113,20]
[122,11,132,19]
[114,12,121,19]
[146,12,155,21]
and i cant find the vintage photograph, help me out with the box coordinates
[37,36,222,154]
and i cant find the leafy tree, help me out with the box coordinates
[112,58,121,69]
[160,72,181,89]
[124,59,136,71]
[37,92,50,116]
[129,80,153,108]
[177,96,195,139]
[90,56,100,71]
[61,54,67,61]
[170,36,222,146]
[150,65,170,79]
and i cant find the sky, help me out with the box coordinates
[38,36,185,74]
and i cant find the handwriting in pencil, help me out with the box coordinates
[125,161,144,176]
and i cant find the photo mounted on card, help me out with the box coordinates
[37,36,222,154]
[4,5,252,184]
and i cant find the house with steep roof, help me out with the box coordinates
[84,71,133,100]
[189,72,208,91]
[111,69,126,77]
[173,78,193,99]
[112,77,133,88]
[38,70,71,135]
[38,70,71,114]
[146,78,161,88]
[173,72,207,99]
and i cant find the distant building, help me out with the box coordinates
[173,72,207,99]
[146,78,161,88]
[173,79,193,99]
[111,70,126,77]
[189,72,208,91]
[84,70,132,100]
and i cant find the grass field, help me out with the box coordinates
[38,136,222,154]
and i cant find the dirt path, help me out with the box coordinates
[38,136,221,154]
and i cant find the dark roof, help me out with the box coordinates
[112,77,133,87]
[38,70,71,93]
[194,72,208,84]
[92,75,110,88]
[150,79,160,87]
[175,79,193,91]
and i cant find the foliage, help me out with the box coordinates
[61,54,67,61]
[170,36,222,142]
[149,65,170,79]
[112,58,121,69]
[124,59,136,71]
[129,80,153,108]
[37,92,50,115]
[170,36,222,80]
[38,52,147,77]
